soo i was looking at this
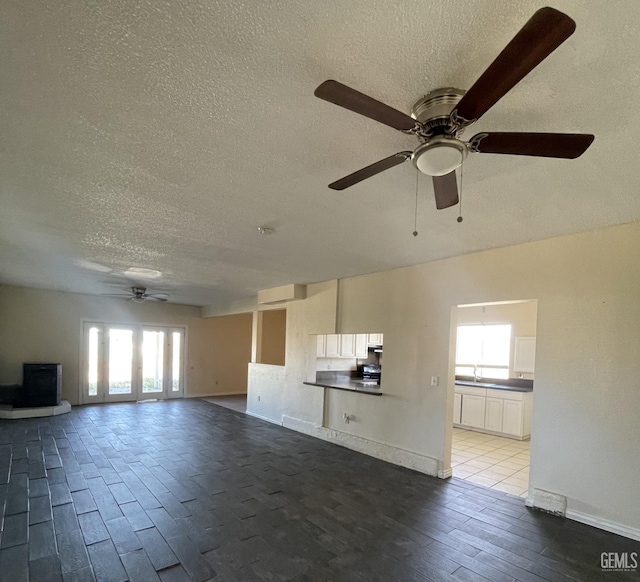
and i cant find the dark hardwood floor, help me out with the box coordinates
[0,399,637,581]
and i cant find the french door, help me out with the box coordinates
[82,322,185,404]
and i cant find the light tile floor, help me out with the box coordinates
[202,394,247,413]
[451,427,530,497]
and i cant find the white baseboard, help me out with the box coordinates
[281,415,440,477]
[525,489,566,516]
[565,509,640,542]
[438,467,453,479]
[246,410,283,426]
[189,391,247,398]
[282,415,318,435]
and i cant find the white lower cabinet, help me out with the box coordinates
[453,393,462,425]
[454,385,532,439]
[484,397,504,432]
[460,394,486,429]
[502,400,524,437]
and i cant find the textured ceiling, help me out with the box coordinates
[1,0,639,306]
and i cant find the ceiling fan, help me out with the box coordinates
[103,287,169,303]
[314,7,594,210]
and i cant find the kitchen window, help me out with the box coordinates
[455,323,511,380]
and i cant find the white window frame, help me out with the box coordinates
[80,320,187,404]
[455,323,512,380]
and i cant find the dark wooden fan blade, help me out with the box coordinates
[455,7,576,124]
[471,132,594,158]
[432,171,459,210]
[328,152,411,190]
[315,80,416,132]
[146,296,169,302]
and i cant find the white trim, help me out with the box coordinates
[245,410,283,425]
[565,509,640,542]
[79,319,187,404]
[438,468,453,479]
[189,391,248,398]
[282,415,317,434]
[281,415,440,477]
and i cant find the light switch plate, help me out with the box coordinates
[430,376,439,386]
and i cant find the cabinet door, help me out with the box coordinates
[355,334,368,358]
[367,333,382,345]
[485,397,504,432]
[316,335,326,357]
[461,394,486,429]
[339,334,356,357]
[453,393,462,425]
[325,334,340,357]
[502,400,524,436]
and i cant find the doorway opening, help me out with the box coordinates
[448,300,537,498]
[82,322,185,404]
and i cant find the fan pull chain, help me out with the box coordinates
[457,163,464,223]
[413,169,419,236]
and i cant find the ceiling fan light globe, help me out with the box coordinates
[412,141,466,176]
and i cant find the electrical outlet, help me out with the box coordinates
[257,395,261,401]
[430,376,439,386]
[343,412,350,424]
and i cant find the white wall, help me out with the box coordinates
[0,285,233,403]
[246,221,640,539]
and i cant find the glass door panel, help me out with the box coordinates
[87,326,100,397]
[142,329,165,396]
[82,322,104,404]
[83,322,184,403]
[106,327,136,401]
[169,329,185,397]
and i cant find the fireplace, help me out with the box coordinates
[17,363,62,408]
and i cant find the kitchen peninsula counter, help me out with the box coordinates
[304,372,382,396]
[455,377,533,393]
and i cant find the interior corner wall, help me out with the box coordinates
[247,221,640,538]
[204,312,253,394]
[247,279,338,425]
[0,285,222,403]
[258,309,286,366]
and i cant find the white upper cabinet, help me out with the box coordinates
[367,333,383,345]
[355,334,368,358]
[514,337,536,373]
[315,333,378,358]
[325,334,340,357]
[339,334,356,357]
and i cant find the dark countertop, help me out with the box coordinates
[455,380,533,393]
[303,380,382,396]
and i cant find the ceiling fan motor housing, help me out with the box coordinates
[411,87,466,135]
[409,88,468,176]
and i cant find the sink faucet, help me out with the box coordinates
[473,365,482,382]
